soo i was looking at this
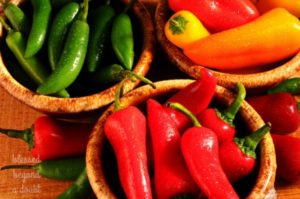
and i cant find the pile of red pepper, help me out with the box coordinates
[165,0,300,71]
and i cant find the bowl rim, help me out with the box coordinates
[86,79,277,199]
[155,0,300,90]
[0,0,156,116]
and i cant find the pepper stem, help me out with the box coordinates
[0,128,34,149]
[167,102,201,127]
[234,123,271,159]
[123,0,138,14]
[114,78,127,111]
[80,0,89,21]
[223,83,246,125]
[0,16,12,32]
[1,164,34,171]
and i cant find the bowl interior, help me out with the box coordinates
[86,79,276,199]
[155,0,300,91]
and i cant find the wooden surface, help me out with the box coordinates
[0,0,300,198]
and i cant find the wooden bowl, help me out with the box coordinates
[86,79,277,199]
[155,0,300,90]
[0,0,155,119]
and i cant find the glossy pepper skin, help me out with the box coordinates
[104,106,152,199]
[256,0,300,18]
[184,8,300,71]
[168,0,259,32]
[271,134,300,182]
[219,124,270,183]
[197,83,246,144]
[147,99,198,199]
[247,92,300,134]
[165,68,216,132]
[267,78,300,95]
[0,116,93,160]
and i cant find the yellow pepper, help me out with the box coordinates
[183,8,300,71]
[164,10,210,49]
[256,0,300,18]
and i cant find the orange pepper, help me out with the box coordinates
[183,8,300,71]
[256,0,300,18]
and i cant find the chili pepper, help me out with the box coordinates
[168,0,259,32]
[51,0,80,10]
[271,134,300,182]
[197,83,246,144]
[56,168,93,199]
[256,0,300,18]
[267,78,300,95]
[184,8,300,71]
[0,115,93,160]
[168,102,239,199]
[85,1,115,72]
[147,99,199,199]
[1,157,85,181]
[247,92,300,134]
[219,123,270,183]
[165,68,216,132]
[36,0,89,95]
[3,2,30,35]
[111,0,136,70]
[48,2,80,70]
[0,18,69,98]
[24,0,52,58]
[164,10,209,49]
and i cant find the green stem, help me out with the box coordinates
[167,102,201,127]
[1,164,34,170]
[297,102,300,112]
[80,0,89,21]
[123,0,138,14]
[0,128,34,149]
[114,78,127,111]
[0,16,12,32]
[223,82,246,125]
[120,70,156,89]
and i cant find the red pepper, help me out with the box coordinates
[147,99,199,199]
[168,0,259,32]
[219,124,270,183]
[271,134,300,182]
[104,106,152,199]
[169,102,239,199]
[197,83,246,144]
[247,92,300,134]
[0,116,93,160]
[165,68,216,132]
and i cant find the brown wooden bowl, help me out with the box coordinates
[86,79,277,199]
[155,0,300,91]
[0,0,155,120]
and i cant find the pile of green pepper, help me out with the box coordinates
[1,0,137,97]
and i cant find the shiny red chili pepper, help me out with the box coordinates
[0,116,93,160]
[271,134,300,182]
[247,92,300,134]
[168,102,239,199]
[147,99,199,199]
[165,68,216,132]
[219,123,270,183]
[104,106,152,199]
[168,0,259,32]
[197,83,246,144]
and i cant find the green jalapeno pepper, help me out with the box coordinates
[24,0,52,58]
[48,2,80,70]
[37,0,89,95]
[267,77,300,95]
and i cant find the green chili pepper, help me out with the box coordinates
[48,2,80,70]
[85,2,115,72]
[24,0,52,58]
[111,0,137,70]
[267,77,300,95]
[36,0,90,95]
[0,157,85,181]
[51,0,80,10]
[3,3,30,35]
[56,168,93,199]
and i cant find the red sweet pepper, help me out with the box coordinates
[272,134,300,182]
[219,123,270,183]
[165,68,216,132]
[0,116,93,160]
[169,102,239,199]
[104,105,152,199]
[197,83,246,144]
[147,99,199,199]
[168,0,259,32]
[247,92,300,134]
